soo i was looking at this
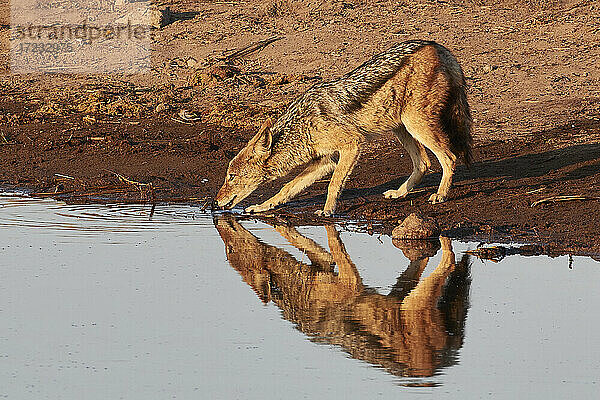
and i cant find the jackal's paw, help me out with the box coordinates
[245,203,274,214]
[315,209,333,217]
[383,189,408,199]
[428,193,447,204]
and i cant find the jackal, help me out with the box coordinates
[215,40,473,215]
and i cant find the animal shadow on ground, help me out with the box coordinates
[333,119,600,203]
[451,119,600,198]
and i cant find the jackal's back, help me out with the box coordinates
[269,40,435,146]
[333,40,434,114]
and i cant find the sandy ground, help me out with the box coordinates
[1,0,600,255]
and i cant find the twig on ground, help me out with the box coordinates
[531,195,600,207]
[54,173,75,180]
[200,197,213,212]
[526,187,545,194]
[158,196,208,203]
[30,190,75,197]
[218,36,283,65]
[68,188,131,197]
[170,117,193,125]
[95,120,140,125]
[108,170,154,201]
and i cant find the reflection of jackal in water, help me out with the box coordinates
[215,40,472,216]
[215,216,471,378]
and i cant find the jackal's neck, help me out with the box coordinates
[263,127,313,179]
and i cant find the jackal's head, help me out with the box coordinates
[215,119,273,209]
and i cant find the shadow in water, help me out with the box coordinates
[215,216,471,380]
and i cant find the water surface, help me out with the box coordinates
[1,196,598,399]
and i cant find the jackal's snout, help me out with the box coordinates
[214,119,274,210]
[214,185,237,209]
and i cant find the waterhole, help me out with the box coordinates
[1,196,598,399]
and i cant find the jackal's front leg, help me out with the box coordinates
[316,146,360,217]
[273,223,334,268]
[324,225,363,290]
[245,156,335,214]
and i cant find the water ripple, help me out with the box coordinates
[0,196,212,234]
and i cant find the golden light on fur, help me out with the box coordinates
[215,40,473,215]
[215,216,471,377]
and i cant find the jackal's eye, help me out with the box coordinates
[228,174,236,181]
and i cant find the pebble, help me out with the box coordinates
[391,213,440,239]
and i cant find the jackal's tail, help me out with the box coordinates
[442,81,473,167]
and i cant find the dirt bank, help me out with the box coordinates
[1,0,599,256]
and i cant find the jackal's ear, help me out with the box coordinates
[250,118,273,155]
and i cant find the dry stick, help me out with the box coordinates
[54,173,76,180]
[30,190,76,197]
[170,117,193,125]
[158,196,209,203]
[503,187,543,200]
[531,195,600,207]
[192,33,277,82]
[108,170,154,201]
[526,187,545,194]
[31,186,131,198]
[200,197,213,212]
[210,36,283,67]
[68,188,132,197]
[95,120,140,125]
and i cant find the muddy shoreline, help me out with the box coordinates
[1,115,599,258]
[2,0,600,256]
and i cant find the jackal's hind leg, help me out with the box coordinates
[420,139,456,204]
[245,156,336,213]
[403,118,457,204]
[384,126,431,199]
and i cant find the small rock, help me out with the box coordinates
[482,64,498,74]
[114,7,171,29]
[178,109,201,121]
[150,7,176,29]
[267,73,290,85]
[155,103,167,113]
[209,64,240,80]
[186,57,198,69]
[392,213,440,240]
